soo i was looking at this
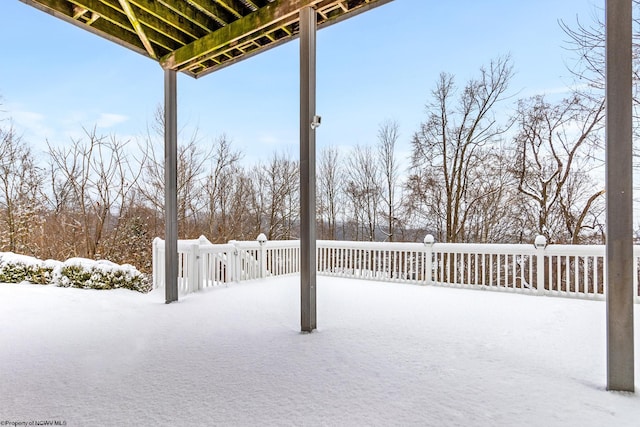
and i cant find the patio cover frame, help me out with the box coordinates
[18,0,634,392]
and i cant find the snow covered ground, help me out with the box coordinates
[1,276,639,426]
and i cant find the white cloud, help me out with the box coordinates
[60,111,89,126]
[11,110,45,126]
[96,113,129,128]
[9,109,55,143]
[258,134,281,145]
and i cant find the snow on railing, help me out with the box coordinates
[152,234,640,303]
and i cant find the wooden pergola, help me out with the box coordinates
[19,0,635,392]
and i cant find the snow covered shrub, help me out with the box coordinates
[0,253,55,285]
[55,258,152,293]
[0,252,151,293]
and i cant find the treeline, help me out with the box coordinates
[2,7,635,273]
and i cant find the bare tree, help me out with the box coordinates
[247,164,268,237]
[405,167,446,240]
[409,56,514,242]
[318,146,342,240]
[377,120,401,241]
[560,3,640,95]
[226,170,259,240]
[452,146,521,243]
[254,152,299,240]
[345,145,381,241]
[136,108,211,239]
[176,134,211,237]
[560,4,640,141]
[559,169,605,243]
[203,134,244,242]
[48,128,141,259]
[0,124,43,254]
[560,3,640,220]
[510,94,605,243]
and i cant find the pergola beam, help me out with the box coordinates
[118,0,157,58]
[160,0,321,71]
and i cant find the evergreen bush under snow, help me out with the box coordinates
[0,253,55,285]
[0,252,151,293]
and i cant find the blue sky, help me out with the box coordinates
[0,0,600,165]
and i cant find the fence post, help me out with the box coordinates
[423,234,435,285]
[535,235,547,296]
[228,240,240,283]
[188,241,200,293]
[198,236,211,290]
[257,233,268,279]
[152,237,162,289]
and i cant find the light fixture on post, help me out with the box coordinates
[310,115,322,130]
[423,234,434,246]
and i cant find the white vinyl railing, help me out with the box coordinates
[152,234,302,294]
[152,235,640,303]
[153,236,237,294]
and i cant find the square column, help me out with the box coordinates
[300,6,317,332]
[605,0,634,392]
[164,68,179,304]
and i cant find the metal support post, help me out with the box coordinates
[164,68,179,304]
[300,6,317,332]
[605,0,635,392]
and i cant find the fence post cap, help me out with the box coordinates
[423,234,435,246]
[257,233,268,244]
[534,235,547,248]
